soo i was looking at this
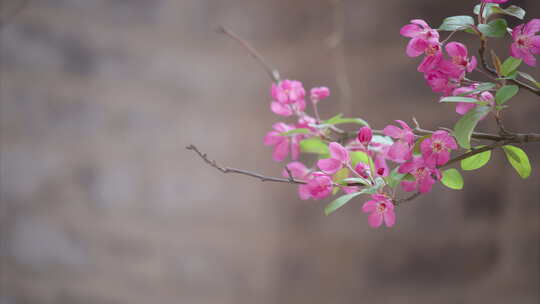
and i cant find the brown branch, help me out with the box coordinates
[186,144,306,184]
[217,25,280,83]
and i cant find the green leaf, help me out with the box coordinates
[324,113,369,126]
[324,179,385,215]
[502,145,531,179]
[280,128,311,136]
[299,138,328,154]
[324,192,363,216]
[495,85,519,105]
[456,82,496,96]
[453,105,491,149]
[473,3,500,19]
[441,168,464,190]
[460,146,491,171]
[493,5,526,20]
[440,96,479,103]
[517,72,540,88]
[412,134,431,155]
[500,57,522,76]
[385,167,406,188]
[478,18,508,38]
[438,15,475,31]
[350,151,370,166]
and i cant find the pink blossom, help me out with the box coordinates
[510,19,540,66]
[374,154,390,177]
[452,85,494,117]
[401,19,440,56]
[264,122,302,162]
[305,173,333,200]
[310,87,330,103]
[283,162,312,200]
[354,162,371,179]
[357,126,373,146]
[384,120,415,163]
[362,194,396,228]
[445,42,477,73]
[270,80,307,116]
[317,142,350,174]
[417,41,443,73]
[398,157,441,193]
[420,131,457,167]
[424,68,459,95]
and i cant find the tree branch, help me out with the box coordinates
[217,25,281,83]
[186,145,306,184]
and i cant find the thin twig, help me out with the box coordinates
[217,25,280,83]
[186,145,306,184]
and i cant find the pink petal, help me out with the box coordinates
[418,176,435,193]
[317,158,342,174]
[467,56,477,72]
[522,52,537,67]
[446,42,467,58]
[298,185,311,200]
[282,161,309,178]
[374,155,389,177]
[436,150,450,166]
[523,19,540,36]
[387,141,412,163]
[368,212,384,228]
[272,140,289,162]
[456,102,475,115]
[420,137,432,156]
[400,180,417,192]
[383,125,402,138]
[411,19,429,29]
[400,24,422,38]
[264,132,282,146]
[418,52,442,73]
[329,142,349,163]
[384,210,396,227]
[271,101,293,116]
[343,186,359,194]
[290,138,300,160]
[398,161,415,174]
[530,36,540,54]
[406,38,427,57]
[362,201,377,213]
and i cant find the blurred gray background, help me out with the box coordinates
[1,0,539,303]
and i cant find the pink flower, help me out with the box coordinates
[401,19,440,56]
[362,194,396,228]
[317,142,350,174]
[384,120,415,163]
[445,42,477,73]
[270,80,307,116]
[452,85,494,117]
[310,87,330,103]
[283,162,312,200]
[264,122,302,162]
[417,41,443,73]
[354,162,371,179]
[424,68,459,95]
[357,126,373,146]
[420,131,457,166]
[305,173,333,200]
[510,19,540,66]
[398,157,441,193]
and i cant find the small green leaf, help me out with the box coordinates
[441,168,464,190]
[502,145,531,179]
[280,128,311,136]
[517,72,540,88]
[460,146,491,171]
[412,135,431,155]
[438,15,475,31]
[350,151,370,166]
[495,85,519,105]
[500,57,522,76]
[453,106,491,149]
[324,192,363,216]
[456,82,496,96]
[440,96,479,103]
[478,18,508,38]
[492,5,526,20]
[299,138,328,154]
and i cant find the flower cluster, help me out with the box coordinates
[256,0,537,229]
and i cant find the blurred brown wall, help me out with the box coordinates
[1,0,539,303]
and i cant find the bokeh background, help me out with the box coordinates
[1,0,539,303]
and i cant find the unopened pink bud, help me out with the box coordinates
[310,87,330,103]
[357,126,373,145]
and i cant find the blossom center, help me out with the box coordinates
[425,44,440,56]
[516,36,530,48]
[432,141,444,152]
[452,56,468,67]
[415,167,428,178]
[376,202,388,213]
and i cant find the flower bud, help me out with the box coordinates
[357,126,373,145]
[310,87,330,103]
